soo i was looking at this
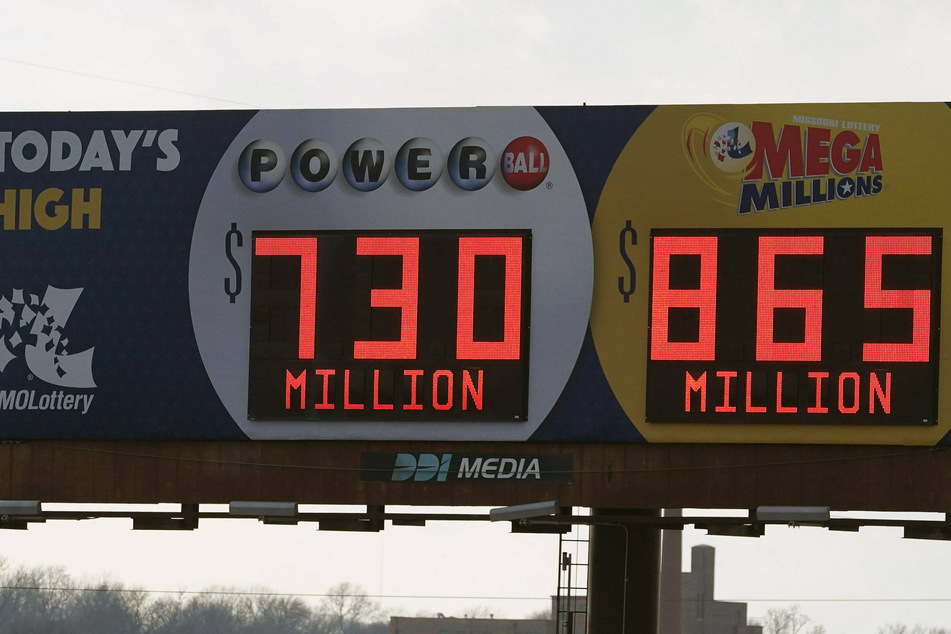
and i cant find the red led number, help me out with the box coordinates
[651,232,935,365]
[457,236,524,360]
[353,236,419,360]
[650,236,718,361]
[863,235,932,363]
[756,235,824,362]
[256,234,524,363]
[255,236,318,360]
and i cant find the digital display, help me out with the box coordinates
[248,230,531,421]
[647,229,941,425]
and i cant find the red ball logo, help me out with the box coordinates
[501,136,549,191]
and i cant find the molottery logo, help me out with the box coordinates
[0,286,96,389]
[684,114,884,215]
[238,136,549,193]
[0,286,96,416]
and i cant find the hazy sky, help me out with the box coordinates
[3,1,951,632]
[4,0,951,111]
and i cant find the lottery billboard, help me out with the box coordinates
[2,103,949,444]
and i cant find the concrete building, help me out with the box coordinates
[389,616,553,634]
[389,542,759,634]
[680,545,762,634]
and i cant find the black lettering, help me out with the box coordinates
[871,174,883,194]
[738,182,779,214]
[408,147,431,181]
[459,145,487,180]
[251,148,278,183]
[299,148,330,182]
[349,150,385,183]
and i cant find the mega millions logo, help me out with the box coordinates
[683,114,884,214]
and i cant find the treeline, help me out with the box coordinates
[760,605,951,634]
[0,561,387,634]
[879,627,951,634]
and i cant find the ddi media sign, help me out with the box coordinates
[2,104,950,446]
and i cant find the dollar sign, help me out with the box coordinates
[224,223,243,303]
[618,220,637,303]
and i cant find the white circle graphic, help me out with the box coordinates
[189,108,592,440]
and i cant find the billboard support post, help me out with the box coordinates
[587,509,661,634]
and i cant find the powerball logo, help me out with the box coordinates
[683,114,884,214]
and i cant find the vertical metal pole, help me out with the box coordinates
[564,552,572,634]
[587,509,661,634]
[659,509,684,634]
[557,533,563,634]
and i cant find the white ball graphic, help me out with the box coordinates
[395,137,443,191]
[448,137,495,191]
[342,137,389,192]
[290,139,337,192]
[238,140,285,192]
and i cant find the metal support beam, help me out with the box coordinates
[587,509,661,634]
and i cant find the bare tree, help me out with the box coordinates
[243,591,322,634]
[69,580,147,634]
[0,564,76,634]
[159,592,247,634]
[319,583,382,634]
[761,605,812,634]
[879,626,951,634]
[0,558,397,634]
[141,594,187,633]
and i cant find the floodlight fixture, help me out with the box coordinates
[0,500,42,516]
[756,506,830,523]
[229,501,298,518]
[489,500,560,522]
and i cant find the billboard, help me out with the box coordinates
[2,103,948,445]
